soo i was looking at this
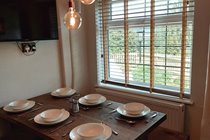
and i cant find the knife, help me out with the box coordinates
[108,109,117,114]
[145,112,158,123]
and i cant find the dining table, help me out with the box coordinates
[0,92,166,140]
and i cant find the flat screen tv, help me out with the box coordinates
[0,0,58,42]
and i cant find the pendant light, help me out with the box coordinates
[64,0,95,30]
[64,0,82,30]
[80,0,95,5]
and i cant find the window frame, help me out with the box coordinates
[96,0,194,99]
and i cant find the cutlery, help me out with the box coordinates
[106,102,112,106]
[145,112,158,123]
[108,109,117,113]
[80,106,89,111]
[28,107,42,113]
[28,117,34,121]
[62,131,70,137]
[115,117,136,124]
[101,122,118,135]
[97,102,112,109]
[111,128,118,135]
[49,120,74,134]
[150,112,158,118]
[37,102,43,106]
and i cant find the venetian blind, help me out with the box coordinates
[96,0,194,98]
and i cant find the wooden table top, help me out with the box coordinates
[0,93,166,140]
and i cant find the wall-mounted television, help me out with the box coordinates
[0,0,58,42]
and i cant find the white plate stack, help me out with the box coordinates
[79,94,106,106]
[3,100,35,113]
[34,109,70,125]
[70,123,112,140]
[51,88,76,97]
[117,102,151,117]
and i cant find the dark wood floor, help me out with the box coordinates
[148,127,189,140]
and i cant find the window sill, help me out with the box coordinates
[95,83,193,105]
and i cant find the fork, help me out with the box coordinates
[36,102,43,106]
[145,112,158,123]
[28,117,34,121]
[115,117,136,124]
[108,109,117,114]
[62,131,70,137]
[80,106,90,111]
[101,122,118,135]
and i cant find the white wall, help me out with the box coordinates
[200,28,210,140]
[69,4,91,94]
[0,40,63,138]
[186,0,210,139]
[0,41,62,106]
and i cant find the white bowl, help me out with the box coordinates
[77,123,104,140]
[40,109,64,122]
[124,102,145,115]
[84,94,102,104]
[55,88,76,96]
[9,100,29,110]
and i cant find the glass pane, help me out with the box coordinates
[165,67,181,88]
[108,28,125,82]
[128,27,150,85]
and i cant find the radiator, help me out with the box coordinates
[95,88,185,132]
[143,99,185,132]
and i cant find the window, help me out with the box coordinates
[96,0,194,98]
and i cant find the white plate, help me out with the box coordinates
[34,109,70,125]
[70,123,112,140]
[3,100,35,113]
[8,100,29,110]
[117,104,151,118]
[124,102,145,115]
[40,109,65,122]
[51,88,76,97]
[77,123,104,139]
[78,96,106,106]
[84,94,103,104]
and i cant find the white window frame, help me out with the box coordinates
[95,0,194,101]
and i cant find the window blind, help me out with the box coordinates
[96,0,194,98]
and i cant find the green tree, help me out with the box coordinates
[109,29,140,54]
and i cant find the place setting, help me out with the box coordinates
[117,102,151,118]
[110,102,152,125]
[69,122,112,140]
[51,87,77,98]
[79,94,107,106]
[33,108,70,125]
[3,99,36,113]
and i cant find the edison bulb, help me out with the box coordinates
[64,7,82,30]
[80,0,95,5]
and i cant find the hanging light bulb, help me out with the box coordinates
[80,0,95,5]
[64,0,82,30]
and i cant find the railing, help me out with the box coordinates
[109,53,191,68]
